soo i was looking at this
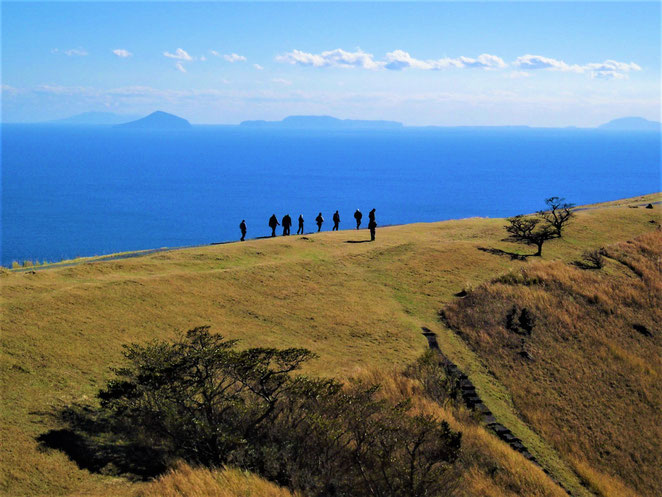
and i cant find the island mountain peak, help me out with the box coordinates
[115,111,192,129]
[598,116,661,131]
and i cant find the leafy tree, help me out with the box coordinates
[98,326,462,497]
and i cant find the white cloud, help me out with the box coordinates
[278,48,505,71]
[223,53,247,63]
[210,50,220,57]
[112,49,132,58]
[591,70,628,80]
[272,78,292,86]
[384,50,505,70]
[163,48,193,61]
[275,48,639,81]
[175,62,187,73]
[52,48,88,56]
[457,54,507,69]
[276,48,382,69]
[200,55,207,61]
[253,63,264,70]
[514,54,582,72]
[514,54,641,79]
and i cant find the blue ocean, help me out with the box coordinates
[1,125,660,266]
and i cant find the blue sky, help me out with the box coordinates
[2,2,660,125]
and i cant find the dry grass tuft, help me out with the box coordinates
[138,463,298,497]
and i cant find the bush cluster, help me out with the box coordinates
[99,326,462,497]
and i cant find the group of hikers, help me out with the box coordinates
[239,208,377,242]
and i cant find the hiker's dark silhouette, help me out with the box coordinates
[368,208,376,223]
[297,214,304,235]
[369,218,377,241]
[282,214,292,236]
[268,214,279,237]
[354,209,362,229]
[315,212,324,232]
[332,210,340,231]
[239,220,247,241]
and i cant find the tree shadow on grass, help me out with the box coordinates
[477,247,529,261]
[35,405,167,481]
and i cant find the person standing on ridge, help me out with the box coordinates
[282,214,292,236]
[332,210,340,231]
[354,209,362,229]
[268,214,279,237]
[369,216,377,242]
[297,214,304,235]
[368,208,376,241]
[315,212,324,232]
[239,220,247,241]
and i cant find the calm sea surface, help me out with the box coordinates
[2,125,660,266]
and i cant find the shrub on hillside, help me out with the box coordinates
[98,326,462,497]
[578,249,606,269]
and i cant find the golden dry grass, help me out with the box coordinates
[1,192,660,496]
[355,368,567,497]
[443,230,662,497]
[138,463,299,497]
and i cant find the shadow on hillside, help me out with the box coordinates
[345,240,372,244]
[35,405,167,480]
[477,247,529,261]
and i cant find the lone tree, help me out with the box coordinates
[505,215,557,256]
[538,197,574,237]
[505,197,574,256]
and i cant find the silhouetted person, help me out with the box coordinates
[369,218,377,241]
[269,214,279,237]
[297,214,304,234]
[282,214,292,236]
[239,220,247,241]
[315,212,324,232]
[354,209,362,229]
[368,208,376,224]
[332,210,340,231]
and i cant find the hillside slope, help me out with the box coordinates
[442,230,661,497]
[1,193,660,496]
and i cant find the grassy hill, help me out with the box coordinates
[1,193,660,497]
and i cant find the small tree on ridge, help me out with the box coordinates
[505,197,574,256]
[539,196,574,237]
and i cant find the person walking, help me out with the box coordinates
[268,214,279,237]
[332,210,340,231]
[297,214,304,235]
[315,212,324,232]
[353,209,362,229]
[239,220,247,241]
[282,214,292,236]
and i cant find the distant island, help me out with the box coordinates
[48,111,141,125]
[598,117,661,131]
[240,115,403,129]
[25,113,662,131]
[115,111,192,129]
